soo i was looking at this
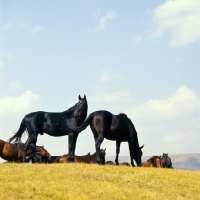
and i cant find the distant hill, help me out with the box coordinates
[106,153,200,170]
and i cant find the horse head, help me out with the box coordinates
[36,146,51,160]
[132,145,144,167]
[73,95,88,124]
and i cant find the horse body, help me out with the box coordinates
[142,161,153,167]
[0,139,51,162]
[160,153,172,168]
[59,149,106,164]
[67,110,144,166]
[8,95,88,162]
[146,156,161,168]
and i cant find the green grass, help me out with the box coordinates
[0,163,199,200]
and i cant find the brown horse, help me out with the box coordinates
[142,161,153,167]
[147,156,161,168]
[59,149,106,164]
[105,161,131,166]
[0,139,51,162]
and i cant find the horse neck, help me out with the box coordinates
[63,106,75,115]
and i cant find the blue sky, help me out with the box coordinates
[0,0,200,162]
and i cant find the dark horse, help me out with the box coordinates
[160,153,173,168]
[66,110,144,166]
[8,95,88,162]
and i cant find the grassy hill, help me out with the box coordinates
[106,153,200,170]
[0,163,199,200]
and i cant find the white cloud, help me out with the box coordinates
[126,86,200,121]
[99,70,124,82]
[0,60,5,67]
[125,86,200,155]
[0,91,41,116]
[132,34,142,44]
[1,22,13,31]
[150,0,200,47]
[1,18,43,34]
[30,25,44,33]
[89,10,116,32]
[5,80,21,93]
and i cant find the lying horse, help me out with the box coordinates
[105,161,131,166]
[160,153,172,168]
[0,139,51,162]
[147,156,161,168]
[8,95,88,163]
[65,110,144,166]
[59,149,106,164]
[142,161,153,167]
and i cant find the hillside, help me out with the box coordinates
[106,153,200,170]
[0,163,199,199]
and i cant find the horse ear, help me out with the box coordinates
[84,94,86,100]
[78,95,81,100]
[140,145,144,149]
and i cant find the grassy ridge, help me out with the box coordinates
[0,163,199,200]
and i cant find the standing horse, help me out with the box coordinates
[160,153,173,168]
[65,110,144,166]
[8,95,88,162]
[0,139,51,162]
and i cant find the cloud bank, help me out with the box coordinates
[151,0,200,47]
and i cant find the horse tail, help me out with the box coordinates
[67,112,94,133]
[8,118,26,143]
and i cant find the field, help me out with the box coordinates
[0,163,199,200]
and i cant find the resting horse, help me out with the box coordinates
[160,153,173,168]
[142,161,153,167]
[0,139,51,162]
[59,149,106,164]
[147,156,161,168]
[8,95,88,163]
[66,110,144,166]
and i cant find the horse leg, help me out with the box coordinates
[115,140,121,165]
[95,133,104,165]
[29,134,38,163]
[71,133,79,161]
[128,139,135,167]
[23,136,32,162]
[68,132,75,162]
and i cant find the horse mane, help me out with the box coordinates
[62,105,75,113]
[117,113,127,117]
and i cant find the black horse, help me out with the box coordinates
[66,110,144,166]
[160,153,173,168]
[8,95,88,162]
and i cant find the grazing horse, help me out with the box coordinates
[147,156,161,168]
[8,95,88,163]
[160,153,173,168]
[66,110,144,166]
[59,149,106,164]
[0,139,51,162]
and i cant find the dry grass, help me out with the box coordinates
[0,163,199,200]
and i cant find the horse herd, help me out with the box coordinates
[3,95,172,168]
[0,138,172,168]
